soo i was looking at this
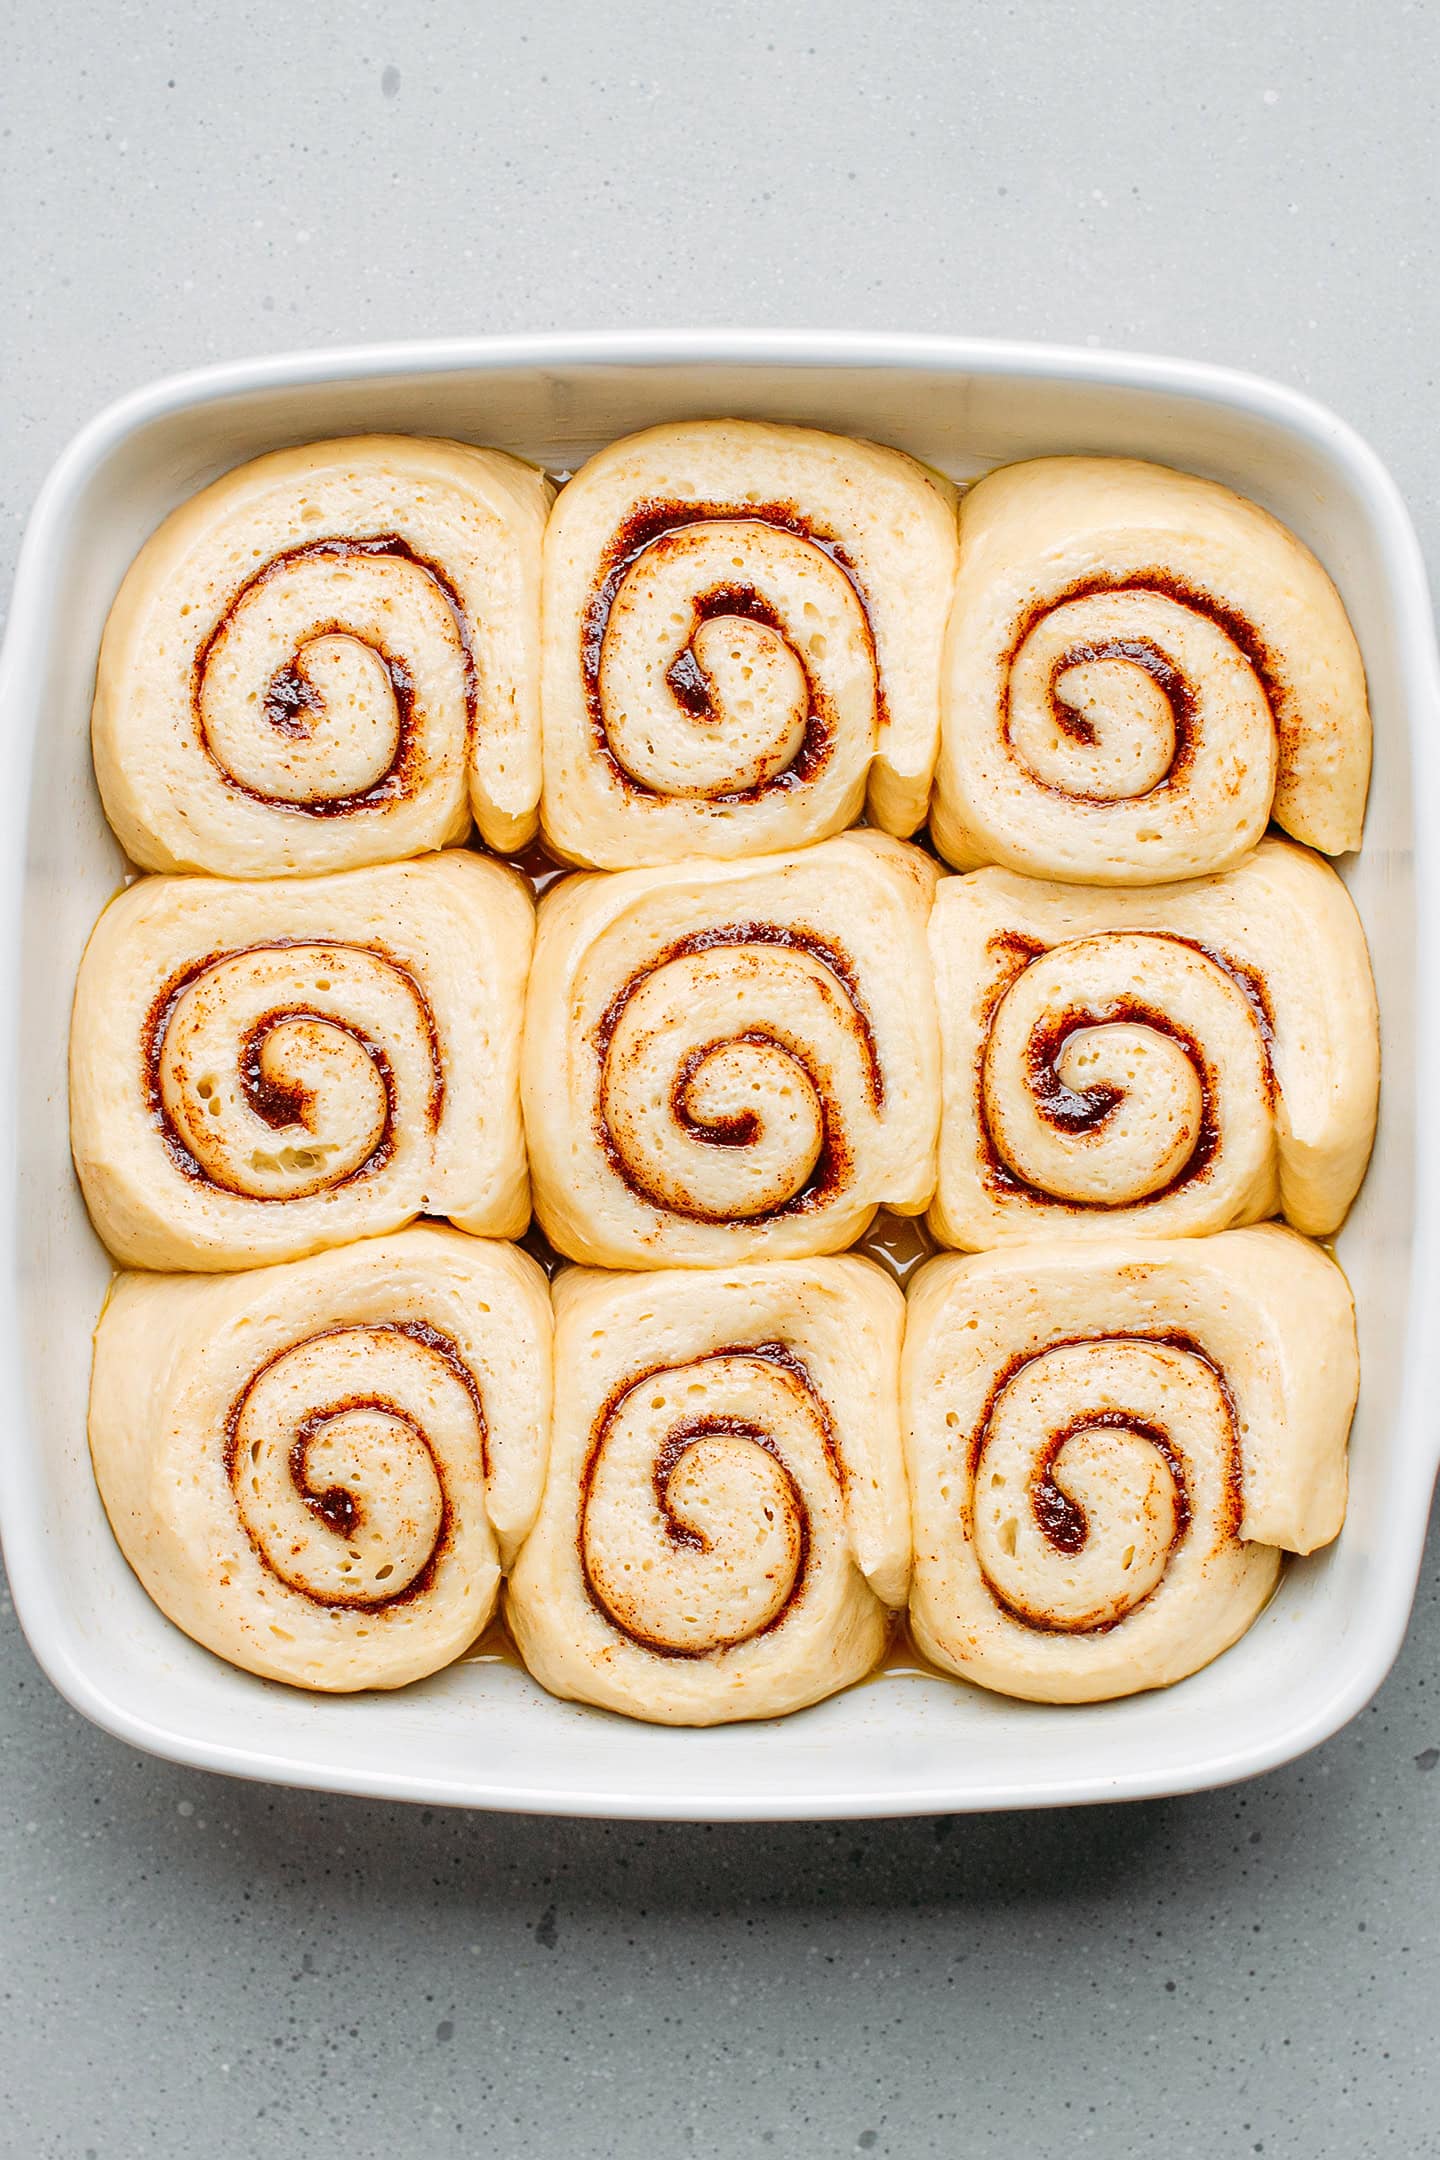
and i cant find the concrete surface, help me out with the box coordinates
[3,2,1439,2154]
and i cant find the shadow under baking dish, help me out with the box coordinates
[1,331,1437,1819]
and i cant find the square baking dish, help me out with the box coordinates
[2,331,1436,1819]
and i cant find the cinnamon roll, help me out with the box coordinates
[88,1227,552,1691]
[93,436,549,875]
[520,831,942,1267]
[931,456,1371,884]
[507,1256,908,1724]
[540,420,959,866]
[70,851,532,1270]
[903,1225,1357,1702]
[929,837,1378,1246]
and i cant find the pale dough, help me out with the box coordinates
[932,455,1371,883]
[541,420,958,865]
[93,435,550,874]
[71,850,533,1269]
[928,837,1378,1246]
[520,830,942,1266]
[903,1225,1358,1702]
[508,1256,908,1724]
[89,1227,552,1691]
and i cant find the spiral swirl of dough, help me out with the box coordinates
[968,1337,1240,1636]
[927,840,1379,1248]
[979,931,1271,1215]
[507,1258,910,1725]
[150,941,441,1202]
[521,833,943,1268]
[70,852,533,1270]
[225,1321,480,1610]
[87,1229,552,1692]
[579,1345,831,1657]
[540,422,959,867]
[193,535,474,817]
[590,514,872,801]
[932,456,1370,885]
[594,925,880,1226]
[92,436,549,874]
[903,1229,1358,1702]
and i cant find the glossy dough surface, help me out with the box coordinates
[70,851,533,1269]
[89,1228,552,1691]
[929,837,1378,1247]
[932,456,1371,884]
[903,1226,1357,1702]
[521,831,943,1266]
[507,1257,909,1724]
[540,420,959,866]
[93,435,550,874]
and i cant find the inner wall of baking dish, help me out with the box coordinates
[13,354,1417,1810]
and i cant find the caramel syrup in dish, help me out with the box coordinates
[863,1616,952,1684]
[853,1207,938,1288]
[458,1611,528,1670]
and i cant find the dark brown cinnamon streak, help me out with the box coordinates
[143,940,445,1198]
[975,929,1275,1209]
[222,1319,487,1609]
[1029,1410,1193,1560]
[581,500,882,800]
[591,921,882,1222]
[193,534,477,813]
[578,1342,835,1657]
[963,1330,1243,1637]
[1002,571,1286,800]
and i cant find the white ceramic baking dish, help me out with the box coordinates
[1,332,1436,1819]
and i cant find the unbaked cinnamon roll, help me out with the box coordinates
[929,837,1378,1247]
[88,1227,552,1691]
[70,851,532,1269]
[540,420,959,866]
[520,831,942,1267]
[507,1256,908,1724]
[931,456,1371,884]
[93,436,549,875]
[903,1225,1356,1702]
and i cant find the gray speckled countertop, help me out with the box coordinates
[4,5,1439,2155]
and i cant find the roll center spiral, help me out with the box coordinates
[147,941,443,1202]
[580,1347,834,1658]
[195,535,476,814]
[593,923,880,1223]
[979,931,1277,1209]
[224,1322,486,1610]
[1005,584,1273,807]
[968,1338,1238,1635]
[585,505,880,802]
